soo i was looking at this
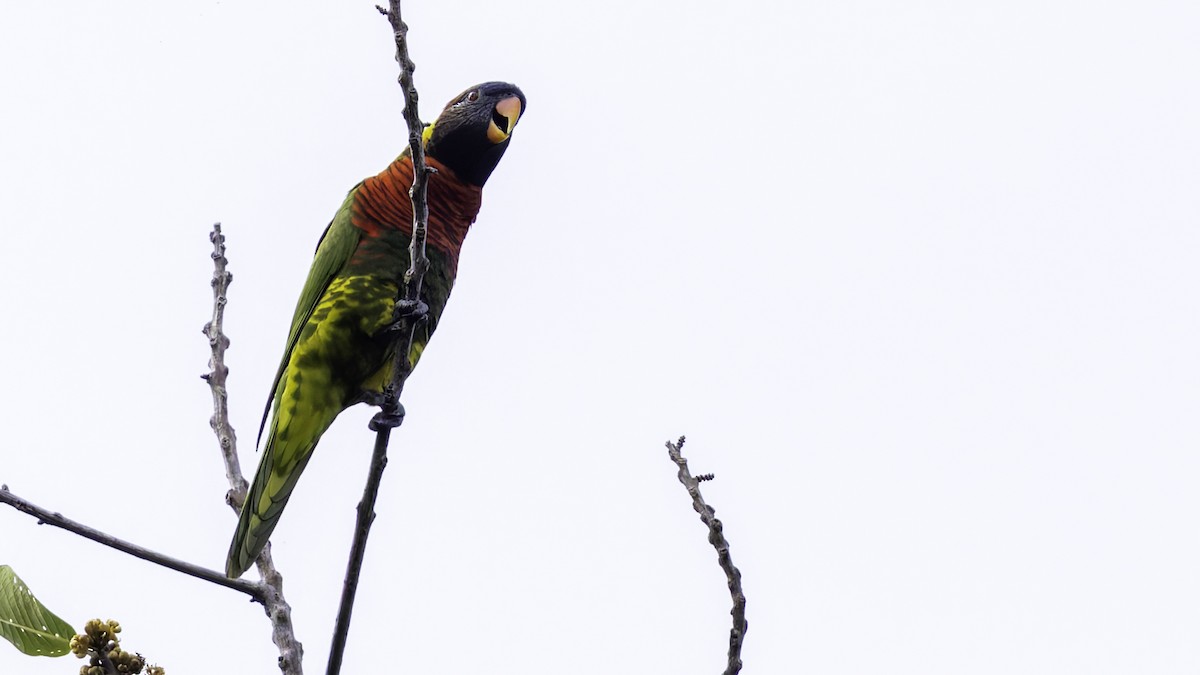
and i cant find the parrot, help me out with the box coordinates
[226,81,526,578]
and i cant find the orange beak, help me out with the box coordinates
[487,96,523,143]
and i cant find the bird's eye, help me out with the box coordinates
[452,90,481,109]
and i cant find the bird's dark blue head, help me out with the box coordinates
[425,81,526,187]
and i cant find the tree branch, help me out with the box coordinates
[326,416,391,675]
[0,223,309,673]
[0,485,260,598]
[665,436,749,675]
[202,225,247,498]
[326,6,431,674]
[203,223,305,675]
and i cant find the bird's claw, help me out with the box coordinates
[383,299,429,334]
[393,299,429,321]
[369,402,406,431]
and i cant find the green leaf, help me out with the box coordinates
[0,565,74,657]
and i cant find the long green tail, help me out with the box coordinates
[225,436,316,577]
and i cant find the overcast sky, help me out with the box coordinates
[2,2,1198,673]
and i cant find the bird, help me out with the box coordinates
[226,81,526,578]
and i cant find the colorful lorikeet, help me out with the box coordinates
[226,82,525,578]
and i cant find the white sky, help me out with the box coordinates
[2,1,1198,673]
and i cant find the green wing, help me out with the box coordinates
[257,186,364,446]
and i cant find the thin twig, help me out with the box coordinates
[326,424,390,675]
[326,6,432,674]
[665,436,749,675]
[202,225,247,498]
[0,485,260,598]
[203,223,305,675]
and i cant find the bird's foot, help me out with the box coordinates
[369,401,406,431]
[382,299,429,334]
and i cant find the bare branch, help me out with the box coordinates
[326,4,432,672]
[0,485,259,598]
[203,223,305,675]
[665,436,749,675]
[326,419,391,675]
[202,224,247,499]
[0,223,309,673]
